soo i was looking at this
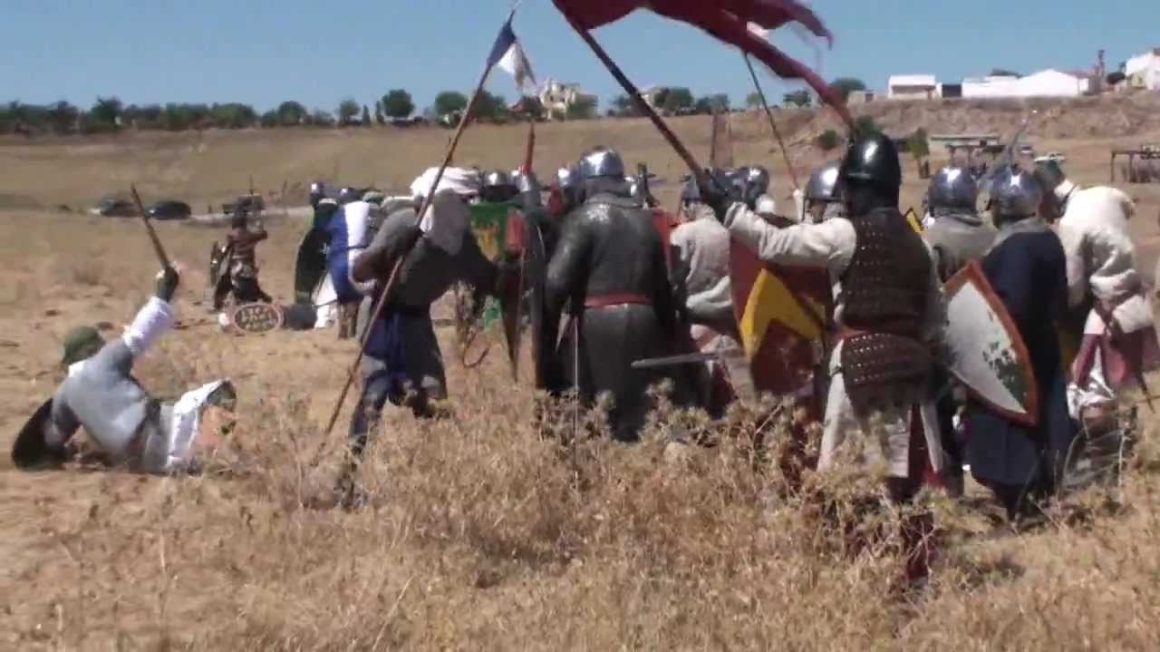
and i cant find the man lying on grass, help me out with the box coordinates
[12,267,236,474]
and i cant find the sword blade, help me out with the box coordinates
[631,351,723,370]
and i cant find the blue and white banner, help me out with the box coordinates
[487,18,537,94]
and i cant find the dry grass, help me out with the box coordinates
[4,105,1160,649]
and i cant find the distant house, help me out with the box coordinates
[538,78,598,120]
[1126,48,1160,91]
[847,89,877,105]
[887,74,939,100]
[962,69,1090,99]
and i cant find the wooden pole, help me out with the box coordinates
[129,185,174,272]
[744,54,802,193]
[321,10,516,438]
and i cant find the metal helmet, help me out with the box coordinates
[338,186,362,204]
[804,162,841,203]
[483,170,514,190]
[927,166,978,212]
[839,132,902,193]
[511,169,540,195]
[578,147,626,180]
[556,166,577,190]
[989,166,1042,220]
[745,165,771,197]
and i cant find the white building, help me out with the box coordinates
[538,78,598,120]
[887,74,939,100]
[1126,48,1160,91]
[962,69,1090,99]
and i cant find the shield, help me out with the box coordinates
[294,228,329,305]
[12,398,59,469]
[469,201,512,261]
[729,239,830,397]
[501,209,530,380]
[651,207,677,270]
[229,303,285,334]
[524,219,550,389]
[207,241,231,303]
[944,261,1039,426]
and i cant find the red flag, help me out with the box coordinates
[553,0,851,126]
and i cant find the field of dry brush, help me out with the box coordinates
[3,101,1160,649]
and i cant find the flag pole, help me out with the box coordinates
[129,185,175,272]
[321,9,518,439]
[557,7,714,191]
[744,54,802,193]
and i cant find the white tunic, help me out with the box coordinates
[723,203,947,476]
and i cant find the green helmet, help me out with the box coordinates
[61,326,104,367]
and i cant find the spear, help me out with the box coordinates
[743,54,801,193]
[129,185,174,272]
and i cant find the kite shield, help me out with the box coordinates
[729,239,830,397]
[944,260,1039,426]
[294,229,329,305]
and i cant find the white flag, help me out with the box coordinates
[497,37,538,95]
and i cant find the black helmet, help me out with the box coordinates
[839,132,902,194]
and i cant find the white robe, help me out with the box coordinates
[1055,183,1157,416]
[723,204,947,477]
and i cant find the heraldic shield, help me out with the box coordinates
[944,260,1039,426]
[293,229,329,305]
[729,239,830,397]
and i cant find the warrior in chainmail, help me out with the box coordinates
[545,147,683,441]
[798,161,844,224]
[705,132,948,493]
[963,166,1073,519]
[920,166,996,495]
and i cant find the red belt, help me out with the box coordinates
[584,292,650,309]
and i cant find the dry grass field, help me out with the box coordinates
[4,97,1160,649]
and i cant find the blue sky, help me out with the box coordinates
[2,0,1157,112]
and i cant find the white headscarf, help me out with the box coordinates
[411,167,479,255]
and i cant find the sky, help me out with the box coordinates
[2,0,1158,112]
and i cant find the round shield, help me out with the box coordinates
[229,303,285,334]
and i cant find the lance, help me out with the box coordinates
[129,185,175,273]
[322,9,519,438]
[743,54,802,193]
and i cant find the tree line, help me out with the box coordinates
[0,77,868,135]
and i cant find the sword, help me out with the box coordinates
[631,351,725,370]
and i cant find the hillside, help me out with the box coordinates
[3,93,1160,214]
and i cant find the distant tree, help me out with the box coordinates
[46,101,79,134]
[694,93,730,114]
[276,101,308,126]
[337,99,360,126]
[122,104,163,130]
[360,104,371,125]
[661,87,695,114]
[259,110,279,128]
[611,94,639,117]
[855,115,881,137]
[210,103,257,129]
[830,77,867,101]
[745,92,764,109]
[565,96,597,120]
[908,127,931,179]
[474,90,509,121]
[816,128,841,152]
[374,101,386,125]
[382,89,415,119]
[783,90,812,107]
[513,95,545,120]
[89,96,123,131]
[434,91,469,119]
[311,109,336,127]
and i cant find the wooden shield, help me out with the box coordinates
[229,303,285,334]
[729,239,830,396]
[469,202,511,261]
[945,261,1039,426]
[294,229,329,305]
